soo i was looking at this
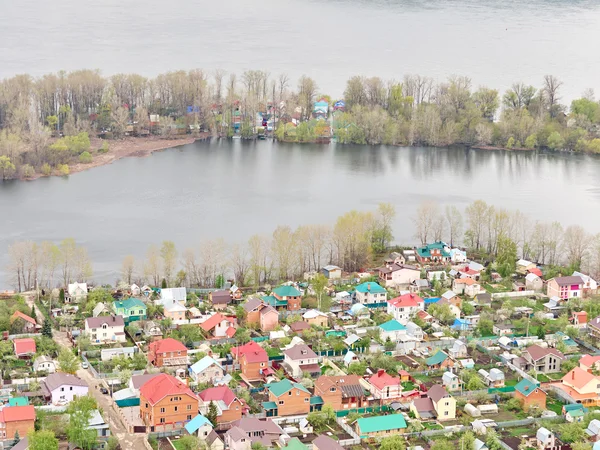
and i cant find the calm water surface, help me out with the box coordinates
[1,141,600,285]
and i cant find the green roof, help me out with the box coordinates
[113,298,147,310]
[310,396,324,405]
[355,282,386,294]
[266,379,310,397]
[379,320,406,332]
[263,295,287,307]
[514,379,540,397]
[426,350,448,366]
[262,401,277,410]
[8,397,28,406]
[417,241,451,258]
[564,403,587,413]
[283,438,309,450]
[356,414,407,434]
[273,285,301,297]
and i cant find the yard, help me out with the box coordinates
[546,397,564,415]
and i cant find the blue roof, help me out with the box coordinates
[379,320,406,332]
[189,356,223,374]
[355,282,386,294]
[452,319,469,330]
[425,297,441,304]
[349,304,369,316]
[184,414,211,434]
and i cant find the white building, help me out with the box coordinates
[84,315,126,345]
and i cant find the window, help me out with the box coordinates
[330,387,336,392]
[278,400,284,405]
[160,408,165,413]
[444,411,449,416]
[70,387,73,391]
[160,418,165,423]
[145,403,149,408]
[60,387,64,392]
[187,415,192,421]
[304,397,309,403]
[289,391,292,396]
[260,362,265,367]
[445,402,449,406]
[187,405,192,410]
[174,406,178,412]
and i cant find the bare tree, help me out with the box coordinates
[248,234,271,286]
[464,200,490,250]
[144,244,162,286]
[412,201,439,245]
[562,225,590,269]
[160,241,178,286]
[444,205,463,247]
[272,226,297,281]
[121,255,135,285]
[543,75,563,117]
[297,75,318,121]
[230,243,249,287]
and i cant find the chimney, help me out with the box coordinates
[112,315,116,322]
[572,370,575,380]
[367,283,371,291]
[378,369,385,376]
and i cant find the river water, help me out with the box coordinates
[2,0,600,100]
[1,141,600,285]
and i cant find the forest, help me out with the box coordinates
[0,70,600,179]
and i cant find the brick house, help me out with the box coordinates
[521,345,565,374]
[199,386,245,427]
[0,405,35,440]
[140,373,199,432]
[313,375,366,411]
[231,341,269,381]
[264,379,310,417]
[263,286,302,311]
[243,298,279,332]
[514,379,546,411]
[148,338,188,368]
[200,313,237,339]
[416,241,451,264]
[546,276,583,300]
[378,263,421,288]
[367,370,402,403]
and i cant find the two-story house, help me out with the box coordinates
[41,373,88,405]
[10,311,38,333]
[521,345,565,374]
[416,241,451,264]
[112,298,147,323]
[0,405,35,440]
[303,310,328,328]
[148,338,188,368]
[514,379,547,411]
[84,315,126,345]
[387,293,423,323]
[478,368,505,388]
[263,285,302,311]
[231,341,270,381]
[354,282,387,306]
[452,278,482,297]
[66,282,88,303]
[442,372,462,392]
[379,320,407,342]
[189,356,226,384]
[283,344,320,378]
[243,298,279,332]
[378,263,421,288]
[547,276,584,300]
[210,290,232,310]
[164,302,188,321]
[367,370,402,403]
[199,386,245,427]
[558,367,600,406]
[224,418,285,450]
[264,379,310,417]
[573,271,598,297]
[314,375,366,411]
[140,373,199,432]
[410,385,456,421]
[200,313,237,339]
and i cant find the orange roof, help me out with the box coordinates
[11,311,36,325]
[0,405,35,423]
[562,367,600,390]
[14,338,36,355]
[551,382,598,401]
[149,338,186,354]
[454,278,476,285]
[579,354,600,368]
[200,313,235,332]
[140,373,198,406]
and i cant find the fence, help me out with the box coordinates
[335,405,390,417]
[335,416,361,446]
[491,290,534,299]
[149,429,183,439]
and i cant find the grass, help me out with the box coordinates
[508,426,536,437]
[402,381,416,390]
[546,398,564,415]
[504,379,518,387]
[422,422,443,430]
[536,374,551,382]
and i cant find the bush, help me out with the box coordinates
[41,163,52,176]
[20,164,35,178]
[79,151,92,164]
[98,141,110,153]
[57,164,70,176]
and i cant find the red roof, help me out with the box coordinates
[369,370,401,390]
[388,293,423,308]
[148,338,186,355]
[0,405,35,423]
[231,341,268,363]
[140,373,197,405]
[226,327,236,338]
[14,338,36,355]
[572,311,588,323]
[199,385,237,406]
[528,268,543,277]
[200,313,233,332]
[579,354,600,368]
[460,268,480,276]
[11,311,36,325]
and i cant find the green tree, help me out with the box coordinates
[207,401,218,426]
[547,131,565,150]
[178,435,200,450]
[537,326,545,340]
[311,274,328,311]
[559,422,587,443]
[477,318,494,337]
[428,303,456,325]
[66,396,98,450]
[380,435,406,450]
[430,439,454,450]
[0,155,16,179]
[28,430,59,450]
[106,436,120,450]
[57,347,79,374]
[460,431,476,450]
[496,235,517,277]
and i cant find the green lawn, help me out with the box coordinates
[508,426,536,437]
[172,440,185,450]
[423,422,443,430]
[536,374,551,382]
[546,398,564,415]
[402,381,416,391]
[504,379,518,387]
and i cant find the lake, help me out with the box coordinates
[1,140,600,285]
[2,0,599,101]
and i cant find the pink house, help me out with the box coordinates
[547,276,583,300]
[368,369,402,402]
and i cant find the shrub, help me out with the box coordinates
[57,164,70,176]
[98,141,110,153]
[41,163,52,176]
[20,164,35,178]
[79,151,92,164]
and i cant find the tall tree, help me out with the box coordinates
[121,255,135,285]
[160,241,177,286]
[444,205,463,247]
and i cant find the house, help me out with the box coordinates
[387,293,424,323]
[244,298,279,332]
[157,287,187,306]
[521,345,565,374]
[263,285,302,311]
[189,356,225,384]
[303,310,328,328]
[200,313,237,339]
[544,297,566,317]
[580,355,600,373]
[0,405,35,440]
[546,276,583,300]
[536,427,555,450]
[475,293,492,306]
[128,373,162,397]
[411,385,456,421]
[141,285,153,297]
[343,351,359,367]
[571,311,588,328]
[66,282,88,302]
[184,414,213,439]
[313,435,345,450]
[164,301,188,321]
[144,320,162,337]
[87,409,110,439]
[368,370,402,402]
[314,375,366,411]
[93,302,109,317]
[10,311,38,333]
[589,315,600,339]
[449,339,468,359]
[264,379,310,417]
[410,279,431,293]
[516,259,536,275]
[130,283,141,296]
[356,414,407,438]
[84,315,126,345]
[289,321,311,334]
[587,420,600,440]
[112,298,147,323]
[416,241,451,264]
[452,278,482,297]
[416,309,433,323]
[140,373,199,431]
[426,351,453,370]
[573,271,598,297]
[442,372,463,392]
[283,344,320,378]
[379,320,407,342]
[493,323,515,336]
[478,369,505,388]
[406,321,424,340]
[514,379,546,410]
[354,282,387,305]
[13,338,36,359]
[321,265,342,279]
[224,418,285,450]
[525,273,544,291]
[459,267,481,281]
[450,248,468,263]
[210,290,232,310]
[230,285,243,301]
[378,263,421,288]
[41,373,88,405]
[559,367,600,406]
[148,338,188,368]
[199,386,244,426]
[563,403,588,423]
[231,341,269,381]
[33,356,57,373]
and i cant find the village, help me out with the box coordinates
[2,241,600,450]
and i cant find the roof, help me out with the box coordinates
[113,297,146,310]
[417,241,450,258]
[529,268,543,277]
[43,373,87,392]
[11,438,29,450]
[369,371,401,390]
[355,282,386,294]
[514,379,541,397]
[388,293,423,308]
[379,320,407,332]
[267,379,310,397]
[580,354,600,368]
[290,321,311,332]
[149,338,186,354]
[303,309,328,319]
[211,290,231,304]
[161,287,187,302]
[426,351,448,366]
[273,285,301,297]
[184,414,211,434]
[8,397,29,406]
[85,315,125,328]
[313,435,344,450]
[11,310,36,325]
[517,259,533,266]
[200,313,232,332]
[551,276,583,286]
[413,397,435,413]
[190,356,224,374]
[140,373,198,405]
[455,277,476,285]
[243,297,263,312]
[563,367,600,390]
[427,384,449,403]
[323,265,341,271]
[165,301,187,312]
[0,405,35,422]
[356,414,407,434]
[284,344,318,360]
[525,344,564,361]
[14,338,36,355]
[284,438,308,450]
[315,375,364,398]
[231,341,268,363]
[131,373,162,390]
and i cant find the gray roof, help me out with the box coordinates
[243,298,263,312]
[284,344,318,360]
[427,384,449,403]
[131,373,162,390]
[11,437,29,450]
[211,290,231,304]
[553,276,583,286]
[340,384,365,399]
[413,397,435,413]
[85,315,124,328]
[43,373,87,392]
[313,435,344,450]
[206,430,222,445]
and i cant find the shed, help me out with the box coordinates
[465,403,482,417]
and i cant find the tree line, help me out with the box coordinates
[1,69,600,179]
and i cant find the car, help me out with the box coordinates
[81,361,88,369]
[100,387,109,395]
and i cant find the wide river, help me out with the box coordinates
[1,141,600,286]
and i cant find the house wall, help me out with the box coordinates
[286,297,301,311]
[51,384,88,405]
[246,310,260,327]
[165,310,186,321]
[516,389,546,411]
[241,355,267,381]
[370,384,402,401]
[435,397,456,421]
[193,365,225,384]
[270,388,310,416]
[217,399,243,424]
[357,426,404,438]
[141,393,198,429]
[226,435,251,450]
[306,317,328,328]
[260,311,279,332]
[151,349,188,368]
[3,419,35,440]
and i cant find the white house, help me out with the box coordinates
[378,264,421,288]
[354,282,387,305]
[156,287,187,306]
[283,344,320,378]
[189,356,226,384]
[574,271,598,297]
[449,340,468,359]
[343,351,360,367]
[66,282,88,303]
[33,355,57,373]
[379,320,407,342]
[387,293,424,324]
[525,273,543,291]
[450,248,468,263]
[41,373,89,405]
[442,372,462,392]
[84,315,126,345]
[406,321,424,340]
[130,284,141,296]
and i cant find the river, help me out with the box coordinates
[1,140,600,286]
[2,0,599,101]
